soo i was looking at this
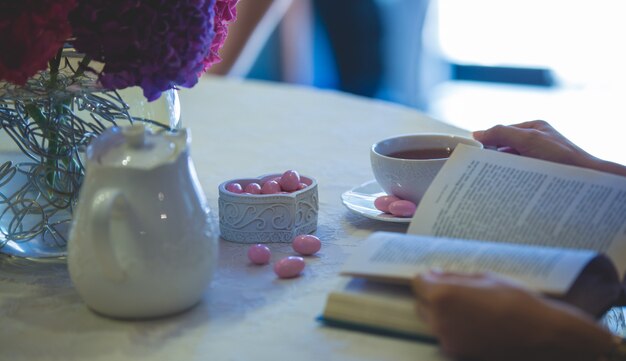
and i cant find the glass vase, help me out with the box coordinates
[0,52,180,259]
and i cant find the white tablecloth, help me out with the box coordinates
[0,77,469,361]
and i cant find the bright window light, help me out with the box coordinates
[437,0,626,86]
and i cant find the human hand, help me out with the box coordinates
[473,120,626,176]
[412,271,614,361]
[472,120,595,167]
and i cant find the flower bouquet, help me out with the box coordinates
[0,0,238,258]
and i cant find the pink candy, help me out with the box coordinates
[374,195,417,218]
[225,170,308,195]
[244,182,262,194]
[261,180,282,194]
[374,195,401,213]
[246,234,324,278]
[226,182,243,193]
[274,256,305,279]
[388,200,417,217]
[279,170,300,192]
[248,244,272,265]
[292,235,321,256]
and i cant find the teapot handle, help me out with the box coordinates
[92,189,127,282]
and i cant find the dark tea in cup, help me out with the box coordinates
[386,147,452,160]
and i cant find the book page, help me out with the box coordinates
[407,145,626,276]
[342,232,598,294]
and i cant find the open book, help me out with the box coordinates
[322,145,626,339]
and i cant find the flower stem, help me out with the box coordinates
[25,103,59,187]
[48,48,63,88]
[73,55,92,80]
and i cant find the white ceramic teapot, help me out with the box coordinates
[68,124,217,319]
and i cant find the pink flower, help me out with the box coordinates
[201,0,239,72]
[0,1,77,84]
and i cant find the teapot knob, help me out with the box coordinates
[125,124,148,149]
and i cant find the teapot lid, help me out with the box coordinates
[93,125,181,169]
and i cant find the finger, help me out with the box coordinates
[480,271,529,289]
[413,271,485,303]
[412,276,434,324]
[428,270,527,288]
[414,299,431,324]
[423,270,489,288]
[413,271,484,292]
[472,125,535,151]
[508,119,551,130]
[427,269,485,279]
[474,120,550,140]
[411,274,431,304]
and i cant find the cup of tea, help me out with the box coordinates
[370,133,483,204]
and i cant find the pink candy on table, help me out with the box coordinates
[279,170,300,192]
[245,234,323,276]
[292,234,321,256]
[274,256,305,279]
[388,200,417,217]
[374,195,401,213]
[248,244,271,265]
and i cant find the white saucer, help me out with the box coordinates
[341,180,412,223]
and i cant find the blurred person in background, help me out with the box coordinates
[210,0,441,109]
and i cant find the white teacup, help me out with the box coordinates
[370,133,483,204]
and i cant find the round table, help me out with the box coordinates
[0,76,469,361]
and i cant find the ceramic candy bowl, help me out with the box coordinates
[218,174,318,243]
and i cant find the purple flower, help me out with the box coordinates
[70,0,217,101]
